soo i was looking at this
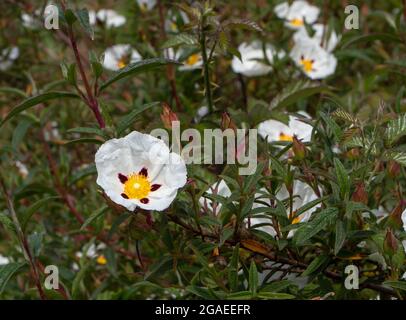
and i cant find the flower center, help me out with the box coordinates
[290,18,304,27]
[123,173,151,200]
[291,215,302,224]
[186,54,200,66]
[300,58,314,73]
[170,21,178,32]
[117,57,127,69]
[279,132,293,142]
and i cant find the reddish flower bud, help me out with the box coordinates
[351,182,368,205]
[384,228,398,256]
[221,112,237,132]
[388,201,406,229]
[346,148,360,160]
[387,161,401,179]
[160,103,178,129]
[292,136,306,160]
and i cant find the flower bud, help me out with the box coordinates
[292,136,306,160]
[387,161,401,179]
[221,112,237,132]
[388,201,406,229]
[351,182,368,205]
[345,148,360,160]
[384,228,398,256]
[160,103,178,130]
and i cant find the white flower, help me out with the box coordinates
[0,254,10,265]
[293,24,340,52]
[15,161,29,178]
[102,44,142,71]
[165,9,190,33]
[89,9,126,28]
[137,0,157,11]
[402,209,406,232]
[178,50,203,71]
[290,40,337,79]
[0,47,19,71]
[95,131,187,211]
[231,41,285,77]
[258,112,313,144]
[274,0,320,29]
[199,180,232,215]
[251,181,321,238]
[194,106,209,123]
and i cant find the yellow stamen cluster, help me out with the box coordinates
[186,54,200,66]
[279,132,294,142]
[117,58,127,69]
[97,255,107,265]
[300,58,314,73]
[123,173,151,200]
[290,18,304,27]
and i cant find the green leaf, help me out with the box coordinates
[99,58,181,92]
[0,87,28,98]
[293,207,338,246]
[383,281,406,291]
[294,196,327,218]
[67,127,109,140]
[12,119,33,152]
[334,158,350,199]
[161,33,197,49]
[63,138,103,146]
[383,151,406,166]
[334,220,347,255]
[186,286,217,299]
[270,81,331,110]
[302,255,329,276]
[0,92,80,129]
[257,292,295,300]
[0,262,26,294]
[226,291,253,300]
[385,113,406,145]
[341,33,401,49]
[81,206,109,230]
[28,232,43,258]
[249,261,258,296]
[0,212,15,234]
[21,196,60,232]
[75,9,94,40]
[72,261,91,299]
[224,19,263,33]
[228,244,240,292]
[117,102,160,135]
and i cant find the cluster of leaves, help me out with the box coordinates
[0,0,405,300]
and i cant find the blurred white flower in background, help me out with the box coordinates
[258,112,313,144]
[95,131,187,211]
[231,41,285,77]
[165,9,190,33]
[274,0,320,29]
[199,180,232,215]
[137,0,157,12]
[102,44,141,71]
[15,161,29,178]
[0,254,10,265]
[290,40,337,79]
[293,24,340,53]
[194,106,209,123]
[89,9,126,28]
[0,47,19,71]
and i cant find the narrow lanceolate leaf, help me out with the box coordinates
[224,19,264,33]
[293,207,338,246]
[249,261,258,296]
[67,127,110,140]
[63,138,103,146]
[0,212,15,234]
[383,281,406,291]
[21,196,60,232]
[75,9,94,40]
[228,244,240,292]
[332,109,357,124]
[334,158,350,199]
[334,220,347,255]
[270,80,331,110]
[117,102,160,135]
[340,33,401,49]
[302,255,329,277]
[161,34,197,49]
[81,205,109,230]
[0,262,26,294]
[385,113,406,145]
[257,292,295,300]
[0,92,80,129]
[99,59,181,92]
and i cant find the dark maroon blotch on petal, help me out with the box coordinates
[139,167,148,177]
[121,193,129,199]
[150,184,161,191]
[140,198,149,204]
[118,173,128,184]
